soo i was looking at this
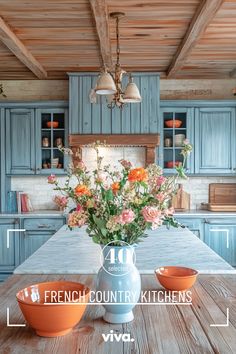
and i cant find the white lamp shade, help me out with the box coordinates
[123,81,141,102]
[95,72,117,95]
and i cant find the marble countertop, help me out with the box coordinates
[0,210,65,218]
[14,225,236,275]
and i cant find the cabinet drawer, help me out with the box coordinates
[176,218,202,230]
[23,218,64,231]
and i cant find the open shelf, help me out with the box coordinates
[163,111,187,170]
[41,112,66,171]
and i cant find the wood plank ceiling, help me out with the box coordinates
[0,0,235,79]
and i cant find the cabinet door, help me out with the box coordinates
[195,108,236,174]
[204,222,236,266]
[0,219,20,279]
[21,230,54,261]
[6,108,35,175]
[35,108,68,175]
[160,107,194,174]
[21,217,65,262]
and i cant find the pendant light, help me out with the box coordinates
[93,12,142,109]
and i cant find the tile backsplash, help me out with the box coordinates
[11,147,236,210]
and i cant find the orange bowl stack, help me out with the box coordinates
[16,281,90,337]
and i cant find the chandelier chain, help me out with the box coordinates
[116,16,120,66]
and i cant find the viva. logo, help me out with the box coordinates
[102,330,135,342]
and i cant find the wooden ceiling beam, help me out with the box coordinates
[89,0,112,68]
[0,16,47,79]
[167,0,224,78]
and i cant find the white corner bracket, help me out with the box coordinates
[7,307,26,327]
[6,229,26,248]
[210,308,229,327]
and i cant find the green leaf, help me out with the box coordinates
[92,215,106,229]
[105,189,114,201]
[92,235,100,243]
[101,228,107,237]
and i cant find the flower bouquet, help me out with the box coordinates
[48,140,192,324]
[48,140,192,246]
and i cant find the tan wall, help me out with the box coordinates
[0,80,69,101]
[1,78,236,101]
[160,79,236,100]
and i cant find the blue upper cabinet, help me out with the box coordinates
[4,105,68,176]
[69,73,160,134]
[159,107,194,174]
[35,108,68,175]
[195,107,236,175]
[6,108,35,175]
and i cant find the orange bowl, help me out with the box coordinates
[155,266,198,291]
[165,120,182,128]
[16,281,90,337]
[46,121,59,128]
[165,161,182,168]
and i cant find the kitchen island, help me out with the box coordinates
[14,225,235,274]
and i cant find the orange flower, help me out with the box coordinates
[111,182,120,194]
[128,168,148,183]
[74,184,90,196]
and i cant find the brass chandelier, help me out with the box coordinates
[94,12,141,109]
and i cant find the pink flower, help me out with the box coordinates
[183,138,189,145]
[142,206,162,223]
[76,204,83,212]
[156,176,166,187]
[77,161,86,171]
[47,174,57,184]
[68,210,87,228]
[164,207,175,216]
[120,209,135,224]
[96,172,107,184]
[119,159,132,170]
[53,195,68,209]
[156,192,166,203]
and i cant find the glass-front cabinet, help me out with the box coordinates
[159,107,194,174]
[36,108,68,175]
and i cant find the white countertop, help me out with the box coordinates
[14,225,236,275]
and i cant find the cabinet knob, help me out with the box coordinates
[36,168,41,171]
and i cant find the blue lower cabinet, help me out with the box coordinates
[0,218,20,281]
[20,230,55,262]
[176,218,203,240]
[20,217,65,262]
[204,220,236,266]
[0,217,65,281]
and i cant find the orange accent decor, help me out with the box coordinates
[16,281,90,337]
[155,266,198,291]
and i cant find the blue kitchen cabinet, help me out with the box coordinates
[195,107,236,174]
[35,108,69,175]
[0,218,20,281]
[6,108,35,175]
[176,217,203,240]
[159,107,194,174]
[204,219,236,266]
[20,217,65,262]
